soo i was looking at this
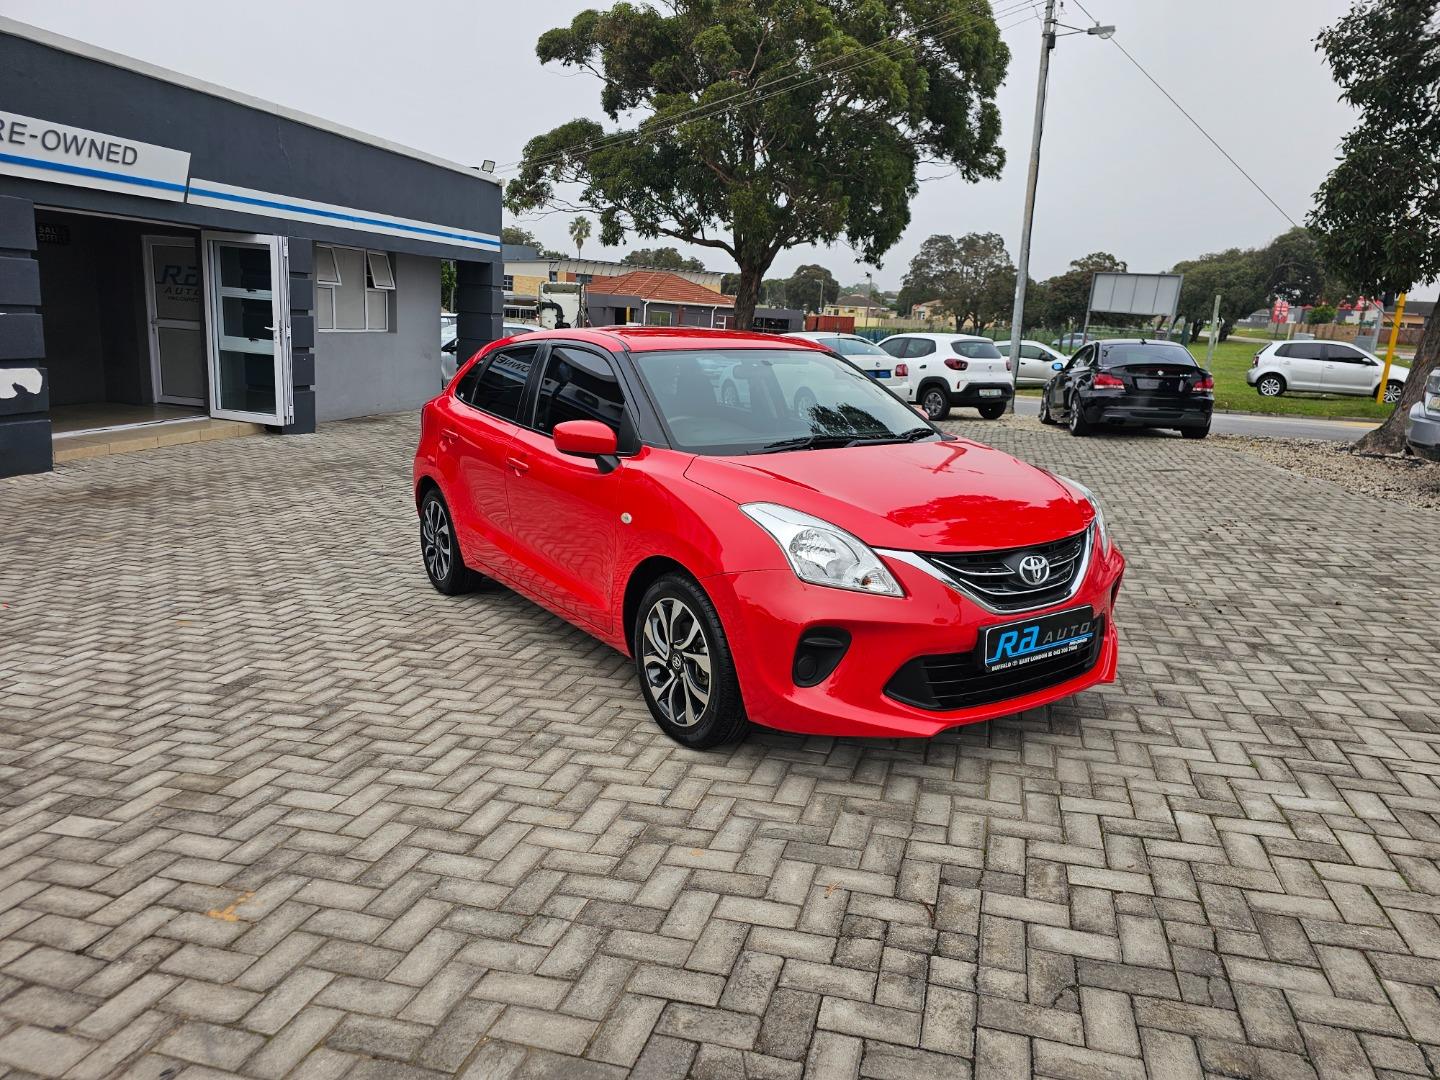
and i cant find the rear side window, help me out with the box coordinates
[879,338,907,358]
[460,344,539,420]
[1098,343,1195,367]
[908,339,936,357]
[1277,343,1326,360]
[534,345,635,450]
[952,341,1002,359]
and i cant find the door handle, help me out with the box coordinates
[506,456,530,475]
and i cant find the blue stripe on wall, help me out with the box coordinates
[0,150,188,192]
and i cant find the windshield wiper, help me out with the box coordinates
[749,434,858,454]
[844,427,938,447]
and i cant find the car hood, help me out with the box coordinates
[684,438,1093,551]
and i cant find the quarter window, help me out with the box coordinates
[459,344,539,421]
[879,338,907,358]
[534,346,634,450]
[907,339,936,357]
[316,244,394,332]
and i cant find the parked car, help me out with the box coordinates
[441,322,538,385]
[782,331,903,391]
[441,312,458,348]
[414,327,1124,748]
[1040,339,1213,439]
[1406,369,1440,462]
[995,339,1066,386]
[877,333,1014,420]
[1247,341,1409,403]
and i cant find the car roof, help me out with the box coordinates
[882,332,993,341]
[783,331,857,340]
[1093,338,1189,347]
[510,326,827,353]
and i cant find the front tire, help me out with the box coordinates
[920,385,951,421]
[1383,380,1403,405]
[1257,373,1285,397]
[634,574,748,749]
[1067,395,1091,437]
[977,402,1006,420]
[1181,425,1210,440]
[420,489,475,595]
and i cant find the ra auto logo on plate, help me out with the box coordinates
[1016,554,1051,586]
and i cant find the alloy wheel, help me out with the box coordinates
[640,596,712,728]
[923,390,946,419]
[1258,376,1282,397]
[422,499,452,582]
[1383,382,1401,404]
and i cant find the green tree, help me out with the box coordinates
[440,260,456,310]
[1307,303,1337,324]
[1171,248,1263,342]
[504,1,1009,328]
[786,264,841,312]
[1035,252,1127,329]
[1310,0,1439,452]
[621,247,707,270]
[501,226,540,247]
[569,215,593,257]
[899,233,1014,331]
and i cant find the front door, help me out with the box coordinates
[201,232,292,425]
[143,235,206,405]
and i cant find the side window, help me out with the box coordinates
[1021,345,1044,360]
[534,346,635,451]
[1327,344,1372,364]
[1275,344,1296,358]
[879,338,908,358]
[1066,346,1091,371]
[452,356,484,402]
[461,344,539,421]
[908,339,936,357]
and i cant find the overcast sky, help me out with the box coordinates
[5,0,1430,299]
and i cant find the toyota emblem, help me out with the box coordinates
[1017,554,1051,585]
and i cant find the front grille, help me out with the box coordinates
[923,529,1090,612]
[886,617,1106,712]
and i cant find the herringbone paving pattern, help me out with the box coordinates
[0,412,1437,1079]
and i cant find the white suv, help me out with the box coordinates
[1247,340,1409,403]
[877,333,1014,420]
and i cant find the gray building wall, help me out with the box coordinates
[314,252,440,422]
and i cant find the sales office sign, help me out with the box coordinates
[0,109,191,203]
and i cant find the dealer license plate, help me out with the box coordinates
[978,388,1004,397]
[981,606,1095,672]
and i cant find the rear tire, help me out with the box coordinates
[1256,373,1285,397]
[1181,425,1210,440]
[920,385,951,421]
[420,489,476,595]
[977,403,1006,420]
[634,573,748,749]
[1383,380,1403,405]
[1067,395,1091,437]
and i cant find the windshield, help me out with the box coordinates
[632,348,935,455]
[1099,343,1195,367]
[829,336,890,357]
[951,340,1002,359]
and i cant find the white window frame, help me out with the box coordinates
[316,243,393,333]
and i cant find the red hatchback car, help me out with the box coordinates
[413,328,1124,748]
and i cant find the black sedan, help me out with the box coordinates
[1039,339,1214,439]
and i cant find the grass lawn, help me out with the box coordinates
[1188,340,1397,419]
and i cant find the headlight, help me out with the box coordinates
[740,503,903,596]
[1055,476,1110,553]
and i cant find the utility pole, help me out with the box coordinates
[1205,293,1222,366]
[1004,3,1114,411]
[1005,0,1056,412]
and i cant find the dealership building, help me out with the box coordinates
[0,18,503,478]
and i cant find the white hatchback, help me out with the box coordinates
[1247,340,1409,403]
[877,333,1014,420]
[782,332,907,395]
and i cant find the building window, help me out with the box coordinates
[646,309,673,327]
[316,244,394,332]
[502,274,514,291]
[576,273,592,285]
[548,270,558,283]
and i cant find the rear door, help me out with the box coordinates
[440,341,542,573]
[1277,342,1326,390]
[1048,344,1093,414]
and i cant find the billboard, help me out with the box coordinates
[1088,273,1183,321]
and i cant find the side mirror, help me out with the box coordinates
[553,420,620,472]
[1052,361,1064,371]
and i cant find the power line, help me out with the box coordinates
[1069,0,1299,228]
[498,0,1031,174]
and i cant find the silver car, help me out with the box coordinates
[1406,369,1440,462]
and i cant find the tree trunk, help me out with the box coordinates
[1355,312,1440,454]
[733,264,763,330]
[1217,319,1234,343]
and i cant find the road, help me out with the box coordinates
[1009,394,1375,442]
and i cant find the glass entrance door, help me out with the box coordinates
[143,235,206,406]
[202,233,292,425]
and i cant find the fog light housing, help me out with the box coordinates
[793,628,851,687]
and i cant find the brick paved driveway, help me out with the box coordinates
[1,414,1437,1080]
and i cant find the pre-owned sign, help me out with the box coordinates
[0,110,190,202]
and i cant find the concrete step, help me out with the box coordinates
[53,417,266,463]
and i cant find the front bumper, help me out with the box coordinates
[1406,402,1440,462]
[705,544,1125,738]
[951,382,1014,405]
[1080,395,1212,429]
